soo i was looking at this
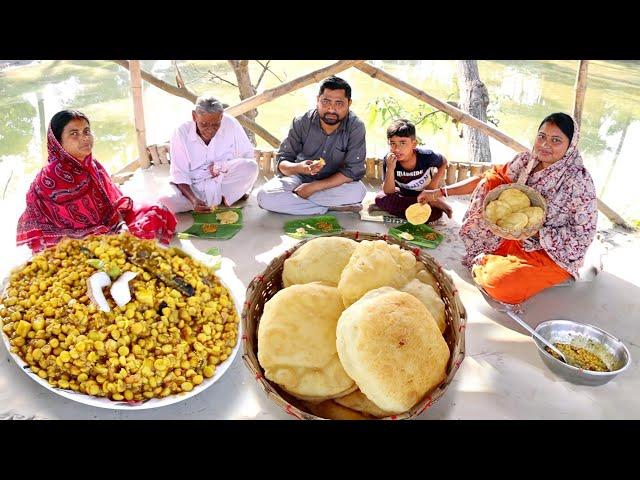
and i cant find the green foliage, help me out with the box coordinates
[365,96,450,144]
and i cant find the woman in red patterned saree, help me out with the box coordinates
[16,110,177,252]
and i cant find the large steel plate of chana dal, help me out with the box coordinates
[0,233,243,410]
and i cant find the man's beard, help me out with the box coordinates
[321,113,342,125]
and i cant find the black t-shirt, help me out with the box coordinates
[382,147,444,196]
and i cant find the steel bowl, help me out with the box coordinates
[533,319,631,386]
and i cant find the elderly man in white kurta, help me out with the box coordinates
[159,96,259,213]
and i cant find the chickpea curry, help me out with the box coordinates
[545,342,610,372]
[0,233,239,403]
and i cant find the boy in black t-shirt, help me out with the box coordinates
[374,119,452,221]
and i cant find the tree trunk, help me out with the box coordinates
[37,93,46,162]
[600,118,630,197]
[128,60,151,168]
[229,60,258,146]
[457,61,492,163]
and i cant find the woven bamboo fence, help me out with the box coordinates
[140,144,492,186]
[254,148,493,185]
[147,143,171,165]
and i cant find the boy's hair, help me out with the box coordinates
[318,76,352,100]
[386,118,416,139]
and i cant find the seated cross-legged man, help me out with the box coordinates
[256,76,367,215]
[159,95,259,213]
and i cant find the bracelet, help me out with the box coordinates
[439,187,448,198]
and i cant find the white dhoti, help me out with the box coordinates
[159,157,259,213]
[256,175,367,215]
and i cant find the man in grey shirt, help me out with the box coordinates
[257,76,367,215]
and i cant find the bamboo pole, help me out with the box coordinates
[225,60,365,118]
[354,62,529,152]
[37,93,46,163]
[111,157,140,184]
[573,60,589,129]
[597,199,636,231]
[128,60,150,169]
[236,115,280,148]
[571,60,634,229]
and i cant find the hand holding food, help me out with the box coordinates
[301,159,324,176]
[385,153,397,169]
[405,202,432,225]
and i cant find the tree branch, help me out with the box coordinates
[208,69,238,88]
[414,109,444,125]
[255,60,284,89]
[172,60,186,90]
[226,60,365,117]
[255,60,270,89]
[113,60,280,147]
[114,60,197,102]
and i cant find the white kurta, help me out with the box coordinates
[163,115,258,211]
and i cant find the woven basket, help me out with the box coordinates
[482,183,547,241]
[241,231,467,420]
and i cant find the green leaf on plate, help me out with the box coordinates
[283,215,343,239]
[388,222,444,249]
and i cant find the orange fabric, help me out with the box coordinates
[473,240,571,304]
[482,163,512,190]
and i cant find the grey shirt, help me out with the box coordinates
[275,109,366,183]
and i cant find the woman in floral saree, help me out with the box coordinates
[420,113,598,304]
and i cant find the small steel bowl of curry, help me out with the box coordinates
[533,319,631,386]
